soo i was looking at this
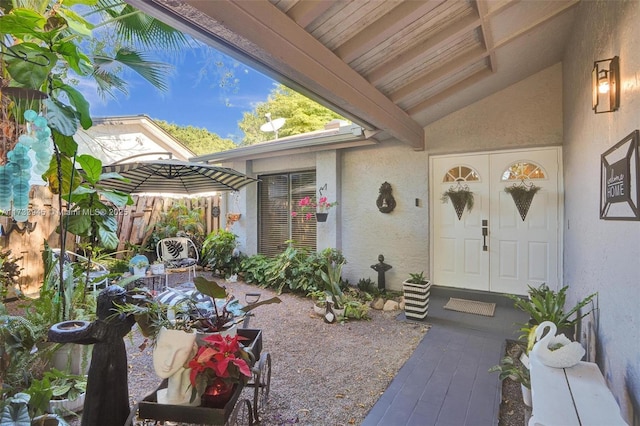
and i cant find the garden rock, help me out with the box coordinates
[383,300,399,311]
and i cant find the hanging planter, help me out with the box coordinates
[441,183,474,220]
[315,212,328,222]
[504,181,541,221]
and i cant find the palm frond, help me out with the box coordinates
[93,49,173,92]
[93,0,190,51]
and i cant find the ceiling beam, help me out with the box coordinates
[128,0,424,150]
[407,68,493,116]
[334,0,446,64]
[390,46,489,103]
[491,0,579,50]
[366,13,481,86]
[288,1,335,29]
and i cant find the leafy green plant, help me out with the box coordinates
[342,296,370,320]
[356,278,377,293]
[1,304,40,398]
[489,353,530,389]
[240,254,271,284]
[145,202,206,254]
[0,250,23,300]
[116,277,280,343]
[508,284,596,341]
[201,229,244,278]
[40,369,86,402]
[406,271,428,284]
[261,243,309,294]
[320,261,345,309]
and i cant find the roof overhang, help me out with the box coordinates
[192,123,374,163]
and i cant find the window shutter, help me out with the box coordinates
[258,171,316,256]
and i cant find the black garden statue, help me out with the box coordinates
[371,254,392,291]
[376,181,396,213]
[48,285,136,426]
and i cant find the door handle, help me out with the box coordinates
[482,219,488,251]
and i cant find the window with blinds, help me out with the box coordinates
[258,171,317,256]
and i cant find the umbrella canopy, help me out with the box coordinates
[100,160,258,194]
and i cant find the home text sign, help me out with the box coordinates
[600,130,640,220]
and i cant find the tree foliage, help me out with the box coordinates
[238,84,345,145]
[154,120,236,155]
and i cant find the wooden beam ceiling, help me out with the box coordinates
[131,0,425,150]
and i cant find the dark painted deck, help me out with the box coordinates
[362,286,529,426]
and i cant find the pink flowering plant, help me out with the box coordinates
[291,196,338,221]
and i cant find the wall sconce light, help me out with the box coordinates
[592,56,620,114]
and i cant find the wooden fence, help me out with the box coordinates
[1,185,220,294]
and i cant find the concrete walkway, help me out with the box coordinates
[362,286,528,426]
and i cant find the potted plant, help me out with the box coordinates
[150,261,165,276]
[37,369,87,415]
[187,333,252,408]
[441,184,474,220]
[117,276,280,344]
[402,272,431,320]
[291,195,338,222]
[507,283,597,345]
[131,259,149,277]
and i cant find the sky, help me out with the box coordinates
[86,45,277,143]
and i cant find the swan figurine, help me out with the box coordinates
[531,321,585,368]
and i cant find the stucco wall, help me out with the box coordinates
[341,140,429,291]
[425,62,563,154]
[563,1,640,422]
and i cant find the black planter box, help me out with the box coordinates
[136,328,262,424]
[138,382,242,424]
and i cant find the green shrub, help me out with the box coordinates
[0,250,23,299]
[201,229,245,278]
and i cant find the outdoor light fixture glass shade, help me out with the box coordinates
[592,56,620,113]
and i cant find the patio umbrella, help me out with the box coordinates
[100,159,258,194]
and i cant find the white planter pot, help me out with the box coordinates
[312,302,345,318]
[195,324,238,346]
[402,279,431,320]
[150,263,165,275]
[48,392,85,414]
[48,343,92,376]
[133,266,147,277]
[521,384,532,407]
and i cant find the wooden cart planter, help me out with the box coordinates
[126,328,270,426]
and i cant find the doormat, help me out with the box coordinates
[443,297,496,317]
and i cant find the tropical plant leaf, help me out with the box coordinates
[50,130,79,157]
[77,154,102,184]
[4,44,56,87]
[53,83,92,129]
[98,226,119,250]
[194,276,228,299]
[44,99,79,136]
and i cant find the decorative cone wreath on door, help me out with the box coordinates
[504,180,541,221]
[441,182,474,220]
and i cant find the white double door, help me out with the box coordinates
[430,148,562,296]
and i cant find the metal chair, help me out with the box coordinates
[156,237,199,287]
[51,249,110,293]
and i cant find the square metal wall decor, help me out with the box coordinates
[600,130,640,220]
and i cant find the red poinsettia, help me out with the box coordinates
[188,334,252,397]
